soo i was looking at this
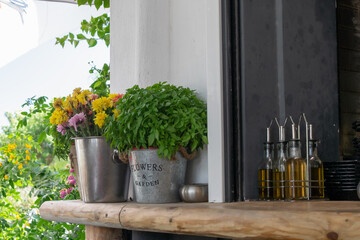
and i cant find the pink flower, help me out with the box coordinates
[66,187,73,194]
[60,191,66,198]
[57,124,66,135]
[68,175,75,181]
[69,179,76,185]
[69,168,74,173]
[68,113,86,132]
[89,94,99,100]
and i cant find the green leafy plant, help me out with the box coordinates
[89,62,110,97]
[77,0,110,9]
[56,13,110,48]
[105,82,208,160]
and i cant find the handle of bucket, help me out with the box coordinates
[112,149,121,165]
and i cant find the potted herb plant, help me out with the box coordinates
[105,82,208,203]
[49,88,130,203]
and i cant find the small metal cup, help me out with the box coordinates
[179,184,208,203]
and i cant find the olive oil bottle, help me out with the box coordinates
[308,125,324,199]
[273,120,287,200]
[258,123,274,201]
[285,122,308,200]
[258,142,274,200]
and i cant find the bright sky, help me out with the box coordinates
[0,0,109,128]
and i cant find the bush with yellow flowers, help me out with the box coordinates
[0,133,84,239]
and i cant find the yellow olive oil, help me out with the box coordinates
[310,166,325,199]
[285,157,307,200]
[258,169,273,200]
[272,170,285,200]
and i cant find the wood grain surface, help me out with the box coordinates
[40,200,360,239]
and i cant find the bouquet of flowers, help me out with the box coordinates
[49,88,122,138]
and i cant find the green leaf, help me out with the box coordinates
[87,38,97,47]
[77,0,88,6]
[94,0,102,10]
[104,34,110,47]
[103,0,110,8]
[38,131,47,144]
[77,33,86,40]
[148,133,155,146]
[9,179,14,189]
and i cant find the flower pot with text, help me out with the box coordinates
[130,149,187,203]
[74,136,130,203]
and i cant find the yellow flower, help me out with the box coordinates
[63,95,73,112]
[15,215,21,220]
[0,162,2,167]
[25,155,30,161]
[6,143,17,152]
[113,108,120,119]
[76,89,92,105]
[25,150,30,154]
[72,87,82,96]
[4,175,8,180]
[25,161,28,164]
[14,160,19,165]
[76,91,87,105]
[25,144,32,149]
[92,97,113,113]
[10,154,15,160]
[18,163,23,170]
[53,98,64,109]
[50,108,68,125]
[94,112,108,128]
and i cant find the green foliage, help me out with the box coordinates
[105,82,208,160]
[0,132,84,239]
[56,13,110,48]
[89,62,110,97]
[77,0,110,9]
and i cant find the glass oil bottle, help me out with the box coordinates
[308,124,325,199]
[285,117,308,200]
[258,121,274,200]
[272,118,287,200]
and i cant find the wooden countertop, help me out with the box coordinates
[40,200,360,240]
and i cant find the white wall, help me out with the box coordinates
[111,0,224,202]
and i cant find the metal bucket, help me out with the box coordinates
[74,136,130,203]
[129,149,187,203]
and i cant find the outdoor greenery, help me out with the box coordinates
[105,82,208,160]
[0,115,84,239]
[0,0,111,239]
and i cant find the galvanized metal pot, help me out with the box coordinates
[74,136,130,203]
[129,149,187,203]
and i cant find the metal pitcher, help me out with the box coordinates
[130,149,187,203]
[74,136,130,203]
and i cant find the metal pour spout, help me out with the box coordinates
[275,117,287,142]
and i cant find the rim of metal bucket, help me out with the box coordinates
[72,136,106,140]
